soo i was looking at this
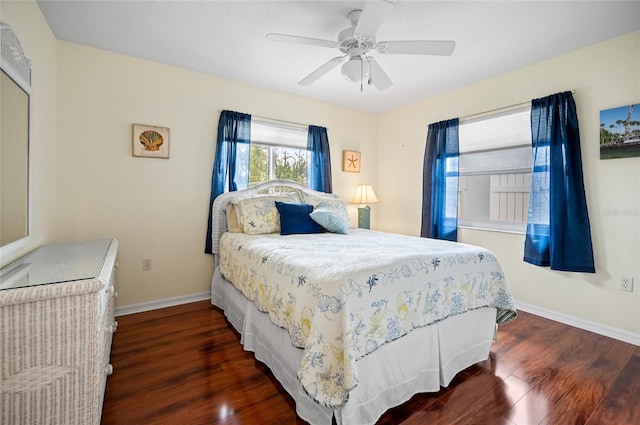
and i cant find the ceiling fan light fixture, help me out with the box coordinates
[341,57,363,83]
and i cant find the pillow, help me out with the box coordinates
[298,192,350,223]
[226,204,243,233]
[275,202,325,235]
[310,207,349,234]
[231,195,298,234]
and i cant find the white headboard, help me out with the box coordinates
[209,180,339,256]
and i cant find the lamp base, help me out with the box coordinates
[357,206,371,229]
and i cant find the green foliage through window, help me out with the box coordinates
[249,144,308,187]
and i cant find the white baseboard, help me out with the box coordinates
[515,300,640,347]
[115,292,211,317]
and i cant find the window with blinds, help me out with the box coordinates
[249,119,309,187]
[458,107,532,233]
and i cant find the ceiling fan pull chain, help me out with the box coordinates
[360,56,364,92]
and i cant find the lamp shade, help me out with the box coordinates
[342,57,364,83]
[351,184,380,205]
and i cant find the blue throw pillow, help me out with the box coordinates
[309,207,349,234]
[275,202,325,235]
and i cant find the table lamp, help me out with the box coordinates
[351,184,380,229]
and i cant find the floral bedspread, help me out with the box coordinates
[219,229,516,407]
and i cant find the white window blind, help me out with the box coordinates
[250,119,307,149]
[459,107,531,153]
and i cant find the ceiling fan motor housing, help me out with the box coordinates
[338,14,376,53]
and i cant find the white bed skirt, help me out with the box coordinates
[211,269,496,425]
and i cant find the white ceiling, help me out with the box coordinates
[36,0,640,114]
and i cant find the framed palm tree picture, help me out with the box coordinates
[600,103,640,159]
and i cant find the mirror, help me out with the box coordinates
[0,23,32,254]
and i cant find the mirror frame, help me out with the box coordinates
[0,23,33,257]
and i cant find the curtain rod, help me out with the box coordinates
[459,90,576,122]
[217,109,316,130]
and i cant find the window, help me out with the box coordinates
[249,119,309,187]
[458,107,532,233]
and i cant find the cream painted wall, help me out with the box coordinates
[0,1,58,267]
[55,42,378,307]
[5,1,638,339]
[377,31,640,335]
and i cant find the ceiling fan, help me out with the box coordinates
[266,0,455,91]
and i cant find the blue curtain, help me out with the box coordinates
[205,110,251,254]
[307,125,333,193]
[421,118,459,241]
[524,92,595,272]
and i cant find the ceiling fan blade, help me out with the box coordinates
[376,40,456,56]
[266,33,338,49]
[354,0,394,40]
[366,57,393,90]
[298,56,346,86]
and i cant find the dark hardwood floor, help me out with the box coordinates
[101,301,639,425]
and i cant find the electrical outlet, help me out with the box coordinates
[142,257,153,271]
[619,276,634,292]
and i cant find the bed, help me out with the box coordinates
[209,180,516,425]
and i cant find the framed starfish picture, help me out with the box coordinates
[342,150,361,173]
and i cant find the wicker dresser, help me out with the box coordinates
[0,239,118,425]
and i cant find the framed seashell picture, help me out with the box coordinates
[132,124,170,158]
